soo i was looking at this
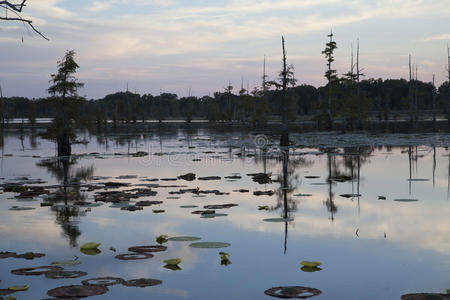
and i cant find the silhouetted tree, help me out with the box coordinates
[322,30,338,129]
[47,50,84,156]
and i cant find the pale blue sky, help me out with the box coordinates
[0,0,449,98]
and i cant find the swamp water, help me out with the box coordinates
[0,129,450,299]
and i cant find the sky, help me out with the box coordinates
[0,0,449,99]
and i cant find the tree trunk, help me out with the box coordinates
[57,132,71,157]
[280,36,289,147]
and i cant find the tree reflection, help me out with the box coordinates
[37,157,94,247]
[322,147,373,220]
[271,148,313,253]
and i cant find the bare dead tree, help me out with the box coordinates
[408,55,414,127]
[280,36,289,147]
[447,44,450,82]
[0,0,48,40]
[356,39,364,129]
[432,74,437,131]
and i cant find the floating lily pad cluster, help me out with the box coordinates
[0,251,45,260]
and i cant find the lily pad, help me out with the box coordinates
[0,289,15,296]
[0,252,17,259]
[122,278,162,287]
[189,242,230,249]
[179,205,198,208]
[80,242,101,250]
[153,209,165,213]
[340,194,361,198]
[51,258,81,267]
[264,286,322,298]
[80,248,101,256]
[406,179,430,182]
[8,206,35,211]
[401,294,450,300]
[163,258,181,265]
[8,285,29,291]
[156,235,168,244]
[168,236,201,242]
[47,285,108,298]
[293,194,312,197]
[164,264,182,271]
[82,277,124,286]
[128,245,167,253]
[301,266,322,272]
[394,199,419,202]
[220,252,231,266]
[122,206,143,212]
[300,261,322,267]
[115,253,154,260]
[204,204,238,209]
[46,271,88,279]
[201,213,228,218]
[263,218,294,222]
[11,266,63,276]
[109,202,132,208]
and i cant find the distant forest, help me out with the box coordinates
[1,77,450,129]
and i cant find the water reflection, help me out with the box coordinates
[37,157,94,247]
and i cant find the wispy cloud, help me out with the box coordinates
[87,1,114,12]
[1,0,449,98]
[422,34,450,42]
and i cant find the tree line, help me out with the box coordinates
[1,77,449,126]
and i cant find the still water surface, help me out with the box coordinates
[0,129,449,299]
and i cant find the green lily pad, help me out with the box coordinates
[189,242,231,249]
[163,258,181,265]
[80,242,101,250]
[263,218,294,222]
[8,285,29,291]
[80,248,101,256]
[179,205,198,208]
[168,236,201,242]
[156,235,168,244]
[220,252,232,266]
[394,199,419,202]
[51,258,81,267]
[163,264,182,271]
[293,193,312,197]
[301,261,322,267]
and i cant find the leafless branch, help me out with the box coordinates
[0,0,48,40]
